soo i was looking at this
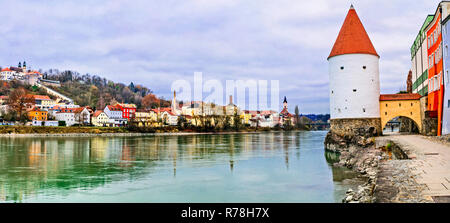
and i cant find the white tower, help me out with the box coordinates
[328,5,381,134]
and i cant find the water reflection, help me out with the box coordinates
[0,131,360,203]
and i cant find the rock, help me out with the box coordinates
[345,195,353,202]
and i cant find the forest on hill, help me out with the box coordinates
[41,69,171,109]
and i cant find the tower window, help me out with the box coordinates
[363,108,366,112]
[363,66,366,69]
[340,66,344,70]
[385,112,387,115]
[353,89,357,92]
[399,103,401,107]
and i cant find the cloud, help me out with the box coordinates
[0,0,443,113]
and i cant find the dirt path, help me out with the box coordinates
[377,134,450,202]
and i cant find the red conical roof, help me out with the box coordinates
[328,6,379,59]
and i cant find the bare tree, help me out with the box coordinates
[7,88,34,121]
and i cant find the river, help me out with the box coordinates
[0,131,364,203]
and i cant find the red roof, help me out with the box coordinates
[328,6,379,59]
[1,67,11,72]
[93,110,104,117]
[28,95,51,100]
[106,105,121,111]
[57,107,86,114]
[379,93,422,101]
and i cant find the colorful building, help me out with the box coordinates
[411,15,434,96]
[379,94,423,133]
[134,109,158,127]
[27,95,55,110]
[104,105,127,126]
[28,108,48,121]
[115,103,137,119]
[423,2,450,136]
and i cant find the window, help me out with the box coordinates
[448,100,450,108]
[447,70,449,84]
[353,89,357,92]
[340,66,344,70]
[363,66,366,69]
[399,103,401,107]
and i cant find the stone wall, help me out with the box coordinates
[419,96,438,135]
[399,117,419,133]
[325,118,381,152]
[330,118,382,136]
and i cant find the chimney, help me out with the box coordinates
[229,95,233,105]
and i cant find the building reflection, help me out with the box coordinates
[0,132,309,202]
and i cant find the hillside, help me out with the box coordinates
[41,69,170,109]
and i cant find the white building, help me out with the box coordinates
[104,105,127,126]
[328,5,381,122]
[161,111,178,126]
[55,107,90,126]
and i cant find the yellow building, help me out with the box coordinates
[92,110,110,127]
[240,111,252,125]
[28,109,48,121]
[134,109,158,127]
[379,93,422,132]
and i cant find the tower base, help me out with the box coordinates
[325,118,382,152]
[330,118,382,136]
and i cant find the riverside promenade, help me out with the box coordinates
[376,134,450,203]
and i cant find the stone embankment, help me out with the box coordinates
[325,128,386,203]
[327,131,450,203]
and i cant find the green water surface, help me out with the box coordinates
[0,131,362,203]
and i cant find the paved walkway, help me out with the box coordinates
[378,134,450,202]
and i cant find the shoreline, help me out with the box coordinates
[0,130,321,138]
[337,133,450,203]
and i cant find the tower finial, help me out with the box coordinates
[350,4,354,9]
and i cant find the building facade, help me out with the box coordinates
[442,11,450,135]
[28,109,48,121]
[92,110,110,127]
[424,2,450,136]
[411,15,434,96]
[115,103,136,120]
[104,105,127,126]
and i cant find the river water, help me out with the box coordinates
[0,131,364,203]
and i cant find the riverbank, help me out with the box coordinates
[0,125,313,137]
[335,133,450,203]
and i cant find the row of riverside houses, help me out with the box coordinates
[0,62,297,128]
[410,1,450,135]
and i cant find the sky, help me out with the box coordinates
[0,0,443,114]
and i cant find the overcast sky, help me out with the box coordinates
[0,0,442,113]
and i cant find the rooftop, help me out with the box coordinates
[328,6,379,59]
[379,93,422,101]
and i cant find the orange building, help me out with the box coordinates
[425,8,445,136]
[28,108,48,121]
